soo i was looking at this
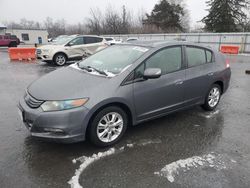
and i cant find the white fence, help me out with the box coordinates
[106,33,250,53]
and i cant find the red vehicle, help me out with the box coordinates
[0,35,20,47]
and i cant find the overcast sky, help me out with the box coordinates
[0,0,207,27]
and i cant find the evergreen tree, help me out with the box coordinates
[202,0,247,32]
[144,0,185,32]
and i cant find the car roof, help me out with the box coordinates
[123,40,213,50]
[75,35,104,38]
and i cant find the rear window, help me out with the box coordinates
[186,47,206,67]
[84,37,103,44]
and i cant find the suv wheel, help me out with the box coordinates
[53,53,67,66]
[89,106,128,147]
[202,84,221,111]
[9,42,17,47]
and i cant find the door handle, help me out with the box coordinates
[208,72,214,76]
[175,80,184,85]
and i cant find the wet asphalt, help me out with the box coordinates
[0,49,250,188]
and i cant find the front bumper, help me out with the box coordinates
[18,96,90,143]
[36,52,53,61]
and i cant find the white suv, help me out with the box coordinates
[37,35,107,66]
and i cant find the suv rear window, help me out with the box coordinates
[84,37,103,44]
[186,47,206,67]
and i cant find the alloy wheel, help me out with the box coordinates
[208,87,220,108]
[97,112,124,143]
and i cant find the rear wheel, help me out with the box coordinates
[8,42,17,47]
[53,53,67,66]
[202,84,221,111]
[89,106,128,147]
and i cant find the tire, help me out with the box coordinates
[8,42,17,47]
[53,53,67,66]
[202,84,222,111]
[89,106,128,147]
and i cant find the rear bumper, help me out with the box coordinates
[18,96,90,143]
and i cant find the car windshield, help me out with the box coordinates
[52,36,75,45]
[78,45,149,75]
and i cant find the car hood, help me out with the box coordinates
[28,66,109,101]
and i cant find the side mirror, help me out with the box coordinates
[143,68,162,79]
[66,42,73,47]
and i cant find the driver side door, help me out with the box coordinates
[133,46,186,121]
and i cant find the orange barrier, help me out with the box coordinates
[8,47,36,61]
[220,45,240,54]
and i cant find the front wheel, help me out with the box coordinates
[89,106,128,147]
[202,84,221,111]
[53,53,67,66]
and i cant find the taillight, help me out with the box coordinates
[226,59,230,68]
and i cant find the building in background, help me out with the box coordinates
[0,24,7,35]
[5,28,48,45]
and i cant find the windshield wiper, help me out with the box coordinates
[77,63,108,76]
[77,63,92,72]
[87,66,108,76]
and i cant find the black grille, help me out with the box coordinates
[36,49,41,55]
[25,93,44,108]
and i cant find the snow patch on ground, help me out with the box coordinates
[68,148,115,188]
[138,138,162,146]
[155,153,227,183]
[69,139,162,188]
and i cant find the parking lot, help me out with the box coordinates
[0,48,250,188]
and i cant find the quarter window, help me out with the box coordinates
[145,47,182,75]
[206,50,213,63]
[84,37,102,44]
[186,47,206,67]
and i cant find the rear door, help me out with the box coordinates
[183,46,216,105]
[1,36,9,46]
[66,37,85,59]
[83,37,105,54]
[133,46,186,121]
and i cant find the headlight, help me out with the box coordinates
[41,98,88,112]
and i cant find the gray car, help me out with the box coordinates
[18,41,231,147]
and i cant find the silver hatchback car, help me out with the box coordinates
[19,41,231,147]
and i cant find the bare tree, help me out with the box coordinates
[86,8,103,35]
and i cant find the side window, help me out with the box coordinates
[21,33,29,41]
[186,47,206,67]
[84,37,98,44]
[206,50,213,63]
[95,37,103,43]
[69,37,84,46]
[145,47,182,75]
